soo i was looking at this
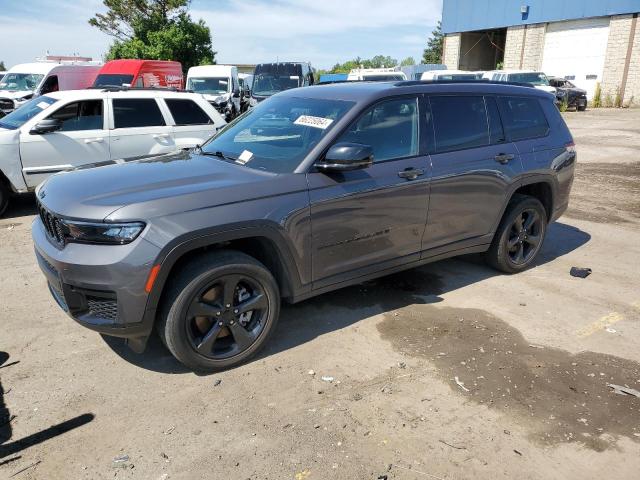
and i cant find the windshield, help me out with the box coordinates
[0,73,44,91]
[362,74,405,81]
[187,77,230,95]
[508,72,550,86]
[0,95,57,130]
[252,75,300,97]
[93,74,135,87]
[201,96,355,173]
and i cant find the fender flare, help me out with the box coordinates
[144,221,306,314]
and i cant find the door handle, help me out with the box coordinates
[398,168,425,180]
[84,138,104,144]
[494,153,515,164]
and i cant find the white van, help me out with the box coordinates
[482,70,556,95]
[0,61,102,114]
[420,70,483,81]
[186,65,241,121]
[347,68,407,82]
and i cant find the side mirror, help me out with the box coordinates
[316,143,374,172]
[30,118,63,135]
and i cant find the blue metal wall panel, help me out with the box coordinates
[442,0,640,33]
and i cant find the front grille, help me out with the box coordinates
[86,297,118,322]
[37,201,66,247]
[0,98,14,110]
[49,282,68,311]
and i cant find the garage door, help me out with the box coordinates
[542,18,610,100]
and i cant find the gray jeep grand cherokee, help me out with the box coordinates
[32,81,576,371]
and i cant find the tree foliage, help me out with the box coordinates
[0,61,6,71]
[422,21,444,64]
[89,0,216,71]
[400,56,416,66]
[329,55,399,73]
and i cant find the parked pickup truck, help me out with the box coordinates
[32,81,576,372]
[0,88,225,215]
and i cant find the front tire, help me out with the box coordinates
[486,195,547,273]
[158,250,280,372]
[0,181,10,217]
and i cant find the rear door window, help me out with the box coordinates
[165,99,212,125]
[113,98,166,128]
[48,100,103,131]
[336,97,419,162]
[499,96,549,141]
[429,96,489,153]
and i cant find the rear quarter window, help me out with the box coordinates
[165,99,212,125]
[499,96,549,141]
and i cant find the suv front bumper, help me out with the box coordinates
[32,216,162,342]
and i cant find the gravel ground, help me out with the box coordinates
[1,108,639,480]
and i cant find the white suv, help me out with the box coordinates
[0,89,226,214]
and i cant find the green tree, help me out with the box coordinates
[422,21,444,64]
[329,55,399,73]
[0,61,6,71]
[400,56,416,66]
[89,0,216,72]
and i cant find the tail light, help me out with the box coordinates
[565,141,576,153]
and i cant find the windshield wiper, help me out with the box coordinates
[199,149,238,162]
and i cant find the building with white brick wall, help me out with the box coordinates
[441,0,640,103]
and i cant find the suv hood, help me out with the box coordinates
[37,151,288,221]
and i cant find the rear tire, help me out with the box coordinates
[0,181,10,217]
[577,105,587,112]
[157,250,280,372]
[486,194,547,274]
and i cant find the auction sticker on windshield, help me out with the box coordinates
[236,150,254,165]
[294,115,334,130]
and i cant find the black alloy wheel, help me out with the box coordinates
[185,274,268,360]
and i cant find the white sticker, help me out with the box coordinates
[294,115,334,130]
[236,150,254,165]
[36,102,50,110]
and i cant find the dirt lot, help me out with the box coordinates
[1,108,639,480]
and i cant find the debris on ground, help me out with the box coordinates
[398,361,406,369]
[514,449,523,456]
[9,460,41,477]
[213,379,222,387]
[439,439,466,450]
[307,370,315,376]
[528,344,544,349]
[112,454,132,469]
[570,267,592,278]
[454,376,469,392]
[606,327,617,334]
[607,383,640,398]
[295,469,311,480]
[321,376,334,382]
[163,426,175,435]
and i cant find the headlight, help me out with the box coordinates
[63,221,145,245]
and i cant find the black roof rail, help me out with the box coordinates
[394,79,536,88]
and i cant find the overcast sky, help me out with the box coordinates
[0,0,442,69]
